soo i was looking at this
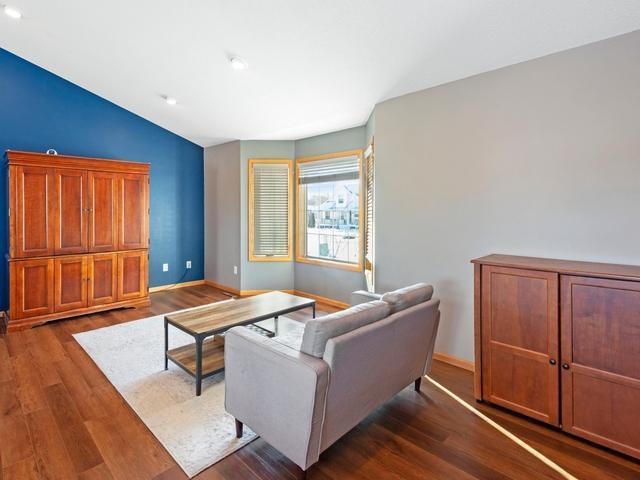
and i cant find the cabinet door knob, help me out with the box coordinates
[562,363,570,370]
[549,359,556,365]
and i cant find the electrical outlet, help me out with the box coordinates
[186,260,192,269]
[233,265,238,275]
[163,263,169,272]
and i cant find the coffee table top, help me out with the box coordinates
[165,291,315,335]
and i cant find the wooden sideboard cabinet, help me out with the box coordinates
[5,150,150,331]
[473,254,640,459]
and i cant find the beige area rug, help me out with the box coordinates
[73,307,264,478]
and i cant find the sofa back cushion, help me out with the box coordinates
[381,283,433,313]
[320,298,441,451]
[300,300,390,358]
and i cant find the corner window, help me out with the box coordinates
[296,150,363,271]
[248,159,293,261]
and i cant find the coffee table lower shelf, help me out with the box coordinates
[167,336,225,378]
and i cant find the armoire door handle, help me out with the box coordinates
[549,359,556,365]
[562,363,570,370]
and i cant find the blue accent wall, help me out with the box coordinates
[0,48,204,310]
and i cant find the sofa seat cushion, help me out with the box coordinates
[301,301,390,358]
[381,283,434,313]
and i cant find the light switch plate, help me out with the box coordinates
[163,263,169,272]
[186,261,192,269]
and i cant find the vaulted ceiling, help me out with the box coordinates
[2,1,640,146]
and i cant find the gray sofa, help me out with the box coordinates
[224,283,440,474]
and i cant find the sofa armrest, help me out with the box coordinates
[224,327,330,470]
[350,290,383,306]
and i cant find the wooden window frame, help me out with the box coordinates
[248,158,293,262]
[295,149,364,272]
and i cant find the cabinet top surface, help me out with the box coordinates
[472,254,640,281]
[6,150,150,174]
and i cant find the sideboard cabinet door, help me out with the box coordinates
[561,275,640,458]
[481,266,560,425]
[10,258,55,319]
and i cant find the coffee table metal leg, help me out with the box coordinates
[312,303,316,319]
[195,335,203,396]
[274,315,279,335]
[164,317,169,370]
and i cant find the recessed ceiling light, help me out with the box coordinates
[229,57,248,70]
[4,5,22,19]
[163,95,177,106]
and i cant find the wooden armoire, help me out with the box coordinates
[473,254,640,459]
[5,150,150,331]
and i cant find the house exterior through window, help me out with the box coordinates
[296,150,363,271]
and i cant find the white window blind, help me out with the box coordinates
[298,155,360,184]
[364,143,375,292]
[251,162,290,257]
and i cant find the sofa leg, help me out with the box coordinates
[415,377,422,392]
[235,419,243,438]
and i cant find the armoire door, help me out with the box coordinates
[117,251,148,301]
[88,171,118,252]
[54,169,88,254]
[118,174,149,250]
[88,253,118,306]
[561,275,640,458]
[481,266,559,425]
[12,166,55,258]
[54,256,88,312]
[10,258,55,319]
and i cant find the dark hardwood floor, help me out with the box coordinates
[1,285,638,479]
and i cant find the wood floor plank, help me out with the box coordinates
[2,456,40,480]
[43,383,103,474]
[85,417,152,480]
[54,356,108,422]
[234,442,297,480]
[90,385,174,478]
[210,454,262,480]
[11,352,48,414]
[25,407,77,480]
[234,440,299,480]
[151,465,189,480]
[0,339,13,384]
[78,462,116,480]
[0,413,35,469]
[61,340,109,390]
[0,380,21,419]
[355,420,479,480]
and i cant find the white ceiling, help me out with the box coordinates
[2,1,640,147]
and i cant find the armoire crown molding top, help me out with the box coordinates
[6,150,150,174]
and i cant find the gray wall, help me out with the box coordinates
[240,140,296,291]
[293,127,367,302]
[374,31,640,361]
[204,141,241,290]
[365,110,375,146]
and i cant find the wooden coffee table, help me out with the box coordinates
[164,291,316,395]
